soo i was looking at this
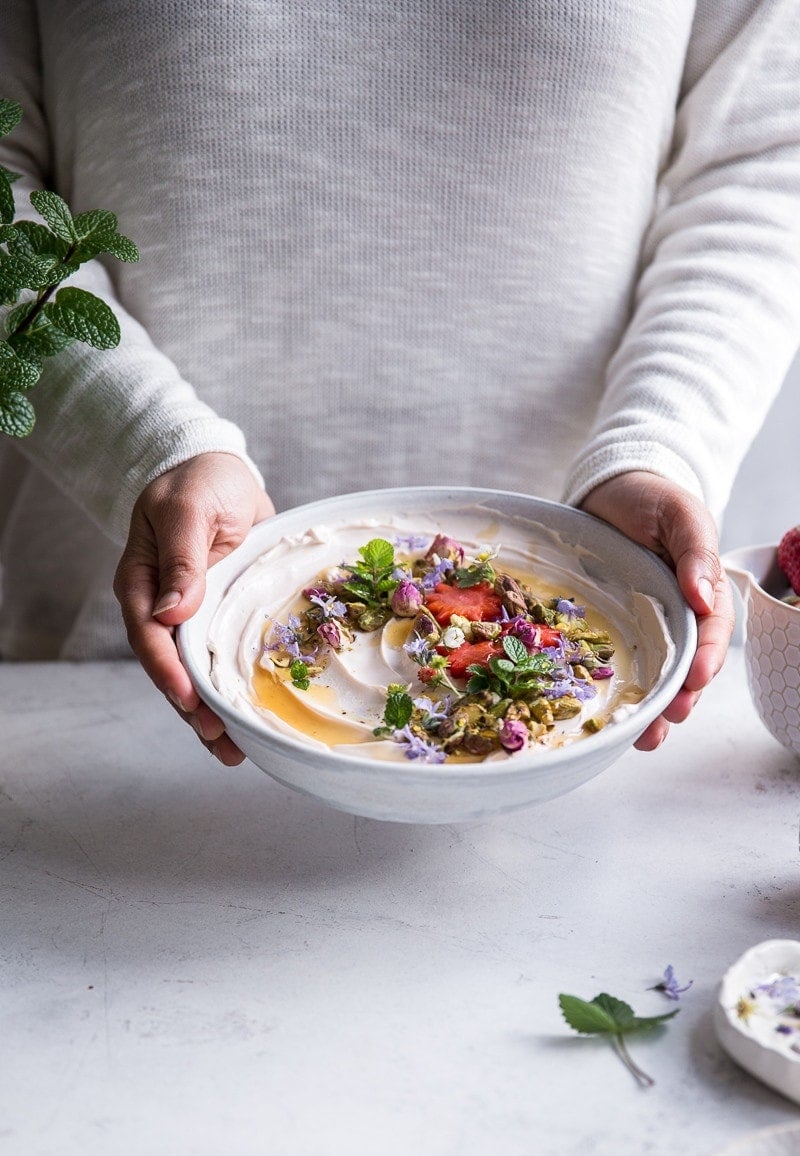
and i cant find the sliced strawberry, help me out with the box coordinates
[437,639,504,679]
[501,621,563,649]
[424,581,503,626]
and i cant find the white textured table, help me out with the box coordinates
[3,648,800,1156]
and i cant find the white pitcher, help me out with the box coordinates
[723,543,800,757]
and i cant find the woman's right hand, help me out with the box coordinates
[113,452,275,764]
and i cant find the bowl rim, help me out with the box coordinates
[178,485,697,780]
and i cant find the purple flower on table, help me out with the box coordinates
[653,965,693,1001]
[556,597,586,619]
[499,719,528,753]
[394,725,446,763]
[391,578,424,618]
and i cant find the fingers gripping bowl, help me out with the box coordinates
[177,488,696,823]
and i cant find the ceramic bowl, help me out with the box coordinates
[177,487,696,823]
[715,939,800,1107]
[723,545,800,758]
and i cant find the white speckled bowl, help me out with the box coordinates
[715,939,800,1106]
[177,487,696,823]
[723,545,800,758]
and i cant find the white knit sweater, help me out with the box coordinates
[1,0,799,658]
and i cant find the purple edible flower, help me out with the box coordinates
[394,533,431,552]
[394,725,446,763]
[391,578,424,618]
[421,557,454,590]
[404,633,435,663]
[308,592,348,620]
[508,620,538,650]
[755,976,800,1005]
[413,695,452,722]
[266,614,303,659]
[653,965,693,1001]
[592,665,615,680]
[499,719,528,752]
[556,597,585,619]
[776,1024,795,1035]
[303,585,328,601]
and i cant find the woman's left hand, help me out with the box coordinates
[580,470,735,750]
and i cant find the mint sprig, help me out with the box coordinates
[558,992,678,1087]
[341,538,399,610]
[466,634,554,697]
[0,98,139,437]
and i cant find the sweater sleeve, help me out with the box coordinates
[0,3,263,545]
[563,0,800,521]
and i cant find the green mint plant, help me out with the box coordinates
[0,98,139,437]
[340,538,399,613]
[558,991,679,1088]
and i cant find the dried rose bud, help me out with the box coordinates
[499,719,528,752]
[592,665,614,679]
[425,534,465,565]
[391,578,423,617]
[303,585,329,601]
[317,621,342,649]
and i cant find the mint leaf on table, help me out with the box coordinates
[558,992,678,1088]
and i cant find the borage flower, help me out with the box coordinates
[404,634,435,664]
[413,695,451,724]
[308,591,348,620]
[556,597,586,619]
[394,533,430,552]
[267,614,303,659]
[652,965,693,1001]
[420,556,454,591]
[394,724,446,763]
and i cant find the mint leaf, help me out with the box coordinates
[360,538,394,572]
[0,172,15,227]
[559,991,679,1088]
[559,993,622,1035]
[30,189,77,243]
[104,233,140,263]
[382,686,413,730]
[502,635,528,665]
[9,320,74,365]
[0,388,35,437]
[5,220,71,262]
[0,99,23,138]
[43,286,121,349]
[0,342,41,390]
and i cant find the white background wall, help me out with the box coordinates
[720,351,800,551]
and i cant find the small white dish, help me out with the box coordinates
[715,940,800,1106]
